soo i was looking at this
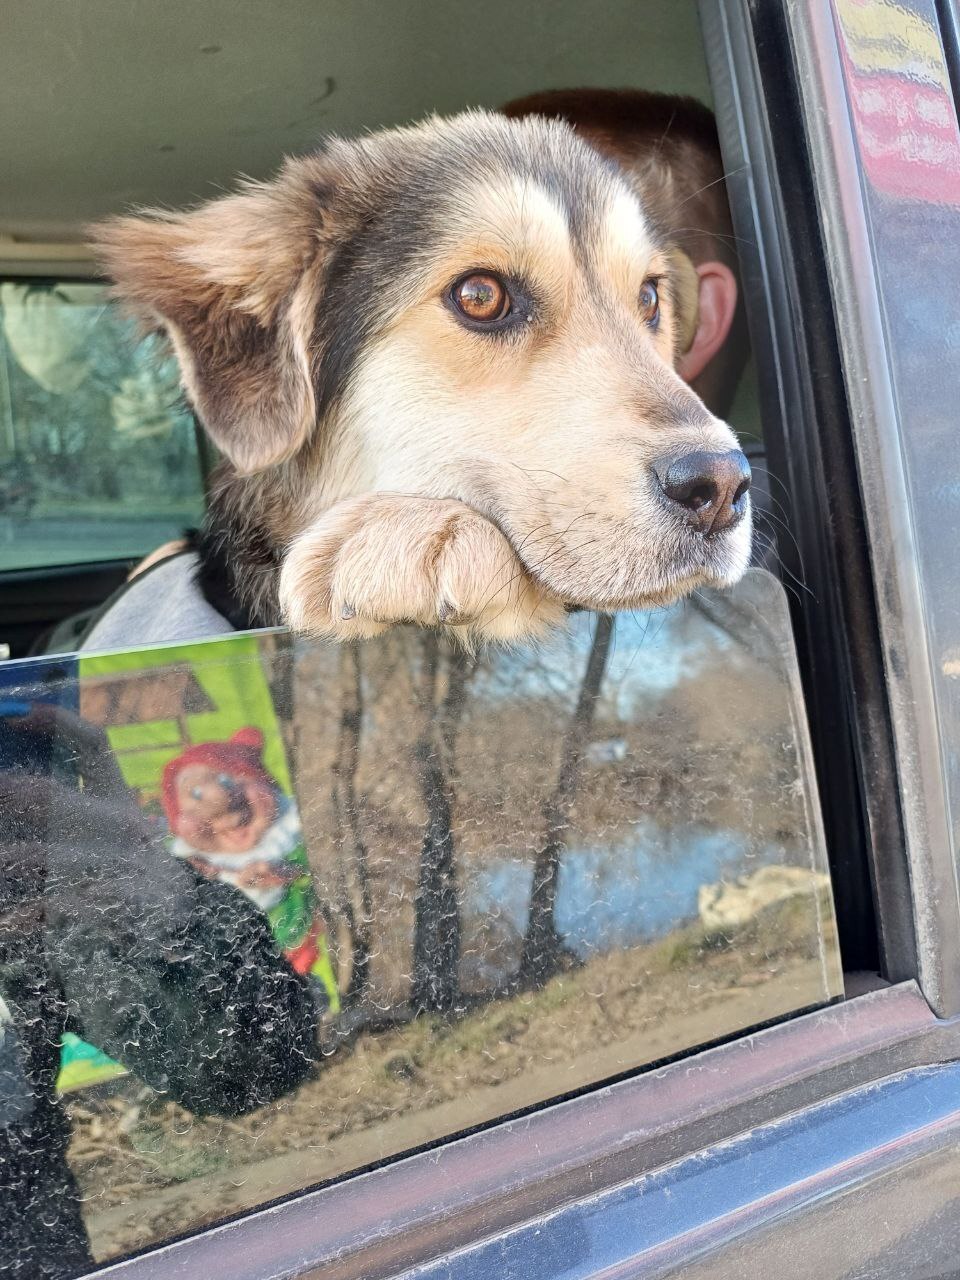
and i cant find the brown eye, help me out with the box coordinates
[639,279,661,329]
[452,273,511,323]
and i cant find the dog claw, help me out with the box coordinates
[340,603,357,620]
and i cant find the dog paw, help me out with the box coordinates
[279,494,565,644]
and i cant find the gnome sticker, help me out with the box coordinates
[161,728,340,1013]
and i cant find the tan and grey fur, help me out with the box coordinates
[93,110,750,644]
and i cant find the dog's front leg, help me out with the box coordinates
[279,494,566,644]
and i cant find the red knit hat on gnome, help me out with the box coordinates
[161,727,274,830]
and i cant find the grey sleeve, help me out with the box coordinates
[81,553,233,651]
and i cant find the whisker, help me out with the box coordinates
[472,515,596,618]
[654,107,678,157]
[748,462,794,505]
[672,164,751,211]
[667,225,758,253]
[616,606,670,684]
[756,505,806,566]
[753,486,795,529]
[508,462,572,486]
[753,514,817,602]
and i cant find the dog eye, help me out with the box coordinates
[451,273,511,324]
[639,279,660,328]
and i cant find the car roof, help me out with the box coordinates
[1,0,711,248]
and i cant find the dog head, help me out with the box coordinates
[94,110,750,616]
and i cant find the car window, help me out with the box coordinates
[0,2,863,1275]
[830,0,960,933]
[0,281,204,571]
[0,569,840,1268]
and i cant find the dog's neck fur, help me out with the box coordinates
[191,465,287,630]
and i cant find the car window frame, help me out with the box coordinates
[16,1,958,1272]
[783,0,960,1018]
[702,0,915,988]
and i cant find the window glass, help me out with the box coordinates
[0,281,203,571]
[0,571,840,1269]
[829,0,960,891]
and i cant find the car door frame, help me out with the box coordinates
[79,1,960,1275]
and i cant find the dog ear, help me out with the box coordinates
[92,170,323,474]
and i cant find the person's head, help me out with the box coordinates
[501,88,749,417]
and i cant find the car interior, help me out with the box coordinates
[0,0,767,659]
[1,1,888,1271]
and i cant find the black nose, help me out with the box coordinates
[655,449,752,534]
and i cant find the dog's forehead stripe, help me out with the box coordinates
[309,115,663,422]
[418,115,649,257]
[603,186,658,265]
[440,175,573,272]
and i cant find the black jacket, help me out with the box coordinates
[0,708,316,1278]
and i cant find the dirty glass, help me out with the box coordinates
[827,4,960,902]
[0,569,841,1275]
[0,281,203,571]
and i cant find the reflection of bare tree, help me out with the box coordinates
[267,639,297,773]
[410,636,475,1013]
[687,591,776,672]
[330,644,373,1000]
[518,614,615,988]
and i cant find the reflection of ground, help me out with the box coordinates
[66,896,832,1266]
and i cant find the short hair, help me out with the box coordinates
[500,88,736,273]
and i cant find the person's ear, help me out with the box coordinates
[676,260,738,384]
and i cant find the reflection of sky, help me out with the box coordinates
[473,603,731,714]
[464,819,761,956]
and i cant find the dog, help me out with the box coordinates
[93,110,752,645]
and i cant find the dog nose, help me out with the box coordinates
[656,449,752,534]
